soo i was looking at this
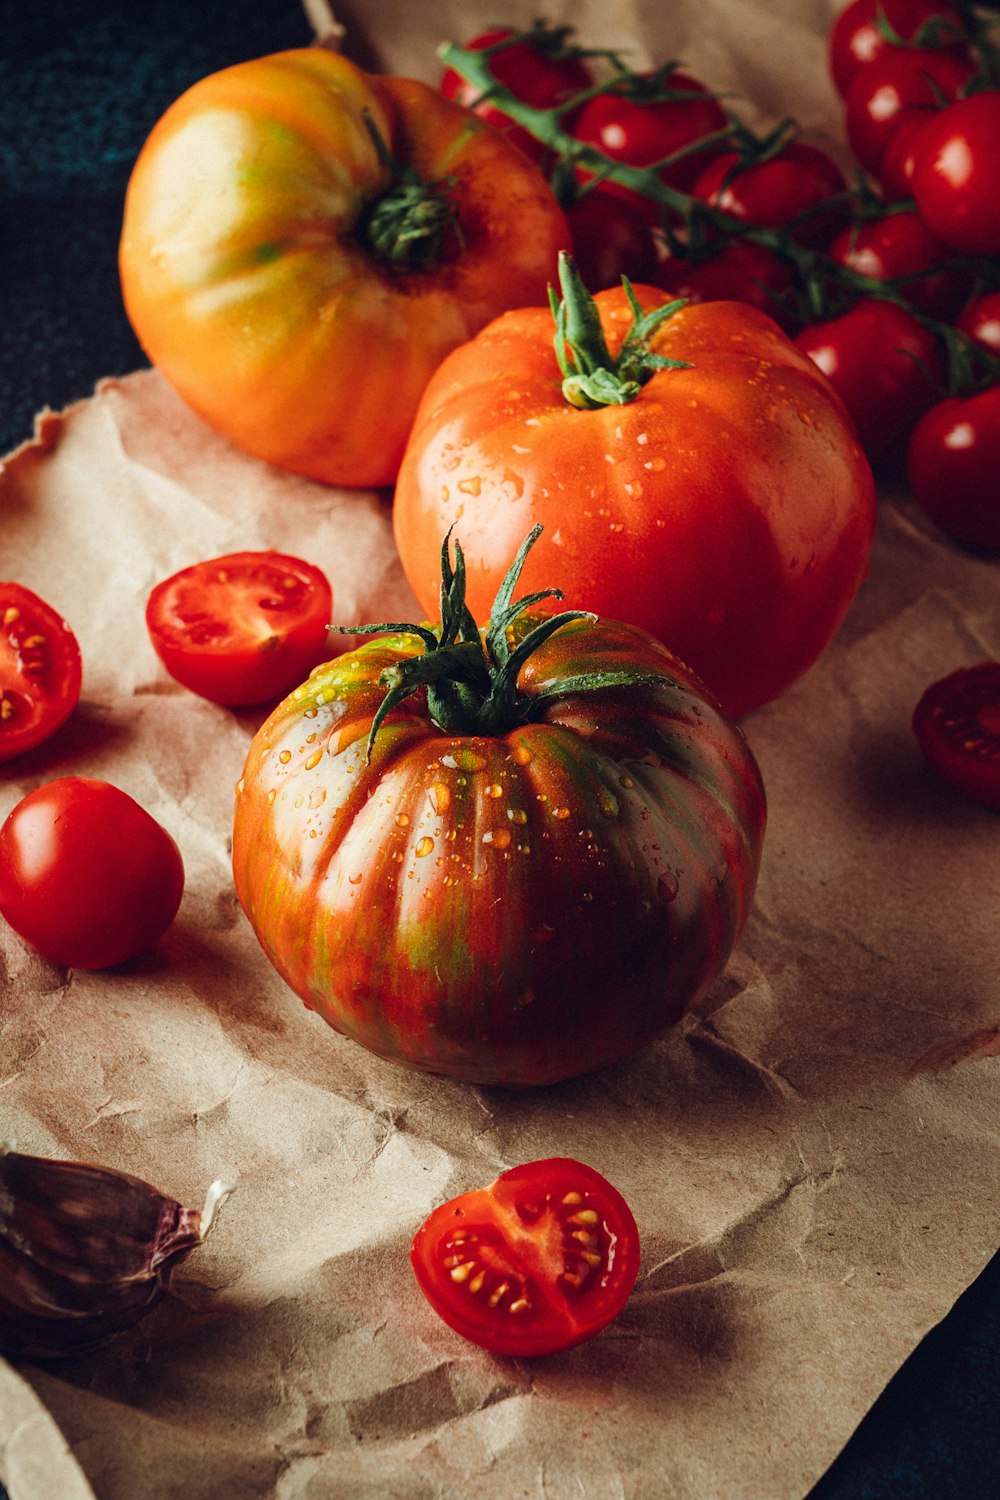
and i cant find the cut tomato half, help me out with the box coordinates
[912,663,1000,812]
[0,583,82,762]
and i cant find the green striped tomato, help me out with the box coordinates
[232,538,765,1087]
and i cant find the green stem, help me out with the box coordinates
[355,110,458,272]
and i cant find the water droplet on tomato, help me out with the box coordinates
[395,813,410,828]
[415,836,434,857]
[483,828,511,850]
[512,744,533,766]
[427,781,451,813]
[658,871,679,903]
[553,806,570,821]
[486,782,503,799]
[441,748,487,772]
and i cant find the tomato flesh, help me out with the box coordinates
[146,551,333,707]
[912,664,1000,812]
[0,584,82,763]
[411,1159,640,1356]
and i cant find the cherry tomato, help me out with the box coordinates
[955,291,1000,357]
[843,50,976,173]
[690,142,848,248]
[570,71,728,221]
[827,209,971,319]
[654,240,797,327]
[875,104,936,198]
[410,1159,640,1355]
[146,551,333,707]
[440,27,592,163]
[564,190,659,291]
[910,92,1000,256]
[0,778,184,969]
[829,0,971,98]
[912,663,1000,812]
[0,584,82,764]
[794,299,943,464]
[906,385,1000,552]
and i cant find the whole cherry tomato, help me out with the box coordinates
[394,261,875,720]
[794,299,943,463]
[0,584,82,763]
[827,209,971,319]
[955,291,1000,357]
[570,70,728,220]
[690,142,848,248]
[910,92,1000,256]
[410,1159,641,1356]
[912,663,1000,812]
[232,530,766,1087]
[440,26,592,163]
[146,551,333,707]
[654,240,797,327]
[843,50,976,173]
[565,190,659,291]
[829,0,971,97]
[0,778,184,970]
[120,49,569,489]
[906,385,1000,552]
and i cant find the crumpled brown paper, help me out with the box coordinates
[2,2,999,1497]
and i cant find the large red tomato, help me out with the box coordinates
[393,263,875,720]
[232,531,766,1088]
[119,49,568,489]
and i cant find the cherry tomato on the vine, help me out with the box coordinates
[875,104,936,199]
[955,291,1000,357]
[410,1159,641,1356]
[0,778,184,969]
[829,0,971,98]
[795,298,943,464]
[0,584,82,764]
[843,49,976,173]
[565,190,659,291]
[906,385,1000,552]
[146,551,333,708]
[654,240,797,327]
[691,142,848,248]
[440,27,592,164]
[912,663,1000,812]
[910,92,1000,256]
[827,209,971,319]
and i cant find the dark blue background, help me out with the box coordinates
[1,3,998,1496]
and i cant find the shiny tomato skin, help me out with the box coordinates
[912,663,1000,812]
[875,104,935,198]
[829,0,971,97]
[440,28,592,163]
[393,292,875,721]
[146,551,333,707]
[827,209,971,319]
[794,298,943,464]
[955,291,1000,356]
[690,143,848,248]
[231,613,766,1087]
[843,50,976,173]
[565,191,659,291]
[906,386,1000,552]
[910,93,1000,256]
[0,778,184,970]
[119,50,569,490]
[411,1159,640,1356]
[0,585,82,763]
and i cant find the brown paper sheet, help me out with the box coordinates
[2,2,1000,1497]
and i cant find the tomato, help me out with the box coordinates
[906,385,1000,552]
[565,191,659,291]
[393,267,875,721]
[829,0,971,98]
[146,551,333,707]
[794,299,943,464]
[690,142,848,248]
[231,529,766,1087]
[0,584,82,764]
[875,104,936,198]
[955,290,1000,356]
[912,663,1000,812]
[843,50,976,173]
[440,27,592,163]
[827,209,971,319]
[0,778,184,970]
[910,92,1000,256]
[119,49,569,490]
[410,1159,640,1356]
[570,71,728,220]
[653,240,797,327]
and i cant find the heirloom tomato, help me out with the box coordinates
[0,778,184,970]
[119,49,569,489]
[232,529,766,1088]
[410,1158,640,1356]
[393,256,875,721]
[0,584,82,763]
[906,386,1000,553]
[910,92,1000,256]
[912,663,1000,812]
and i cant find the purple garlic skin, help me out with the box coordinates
[0,1145,232,1360]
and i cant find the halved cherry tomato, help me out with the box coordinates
[829,0,971,98]
[440,27,592,163]
[906,385,1000,552]
[843,50,976,173]
[410,1159,640,1356]
[146,551,333,707]
[0,778,185,969]
[0,584,82,763]
[912,663,1000,812]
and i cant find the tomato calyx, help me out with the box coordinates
[355,110,460,272]
[550,251,691,408]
